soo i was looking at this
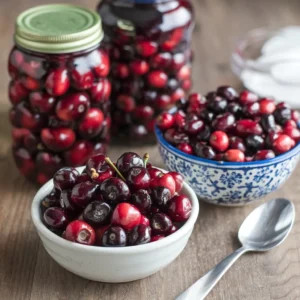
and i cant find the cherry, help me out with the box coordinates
[152,187,172,207]
[54,167,79,191]
[140,215,150,226]
[9,80,29,105]
[151,235,165,242]
[272,134,295,154]
[65,220,95,245]
[217,86,238,101]
[239,90,259,104]
[130,60,149,75]
[283,126,300,142]
[151,213,173,234]
[194,143,216,160]
[167,195,192,222]
[128,225,151,246]
[90,79,111,103]
[209,131,229,152]
[157,112,175,130]
[150,172,176,196]
[111,203,141,231]
[177,143,193,154]
[35,152,62,176]
[229,136,246,152]
[102,226,127,247]
[173,110,186,128]
[77,172,91,184]
[41,128,76,152]
[70,59,94,90]
[116,152,144,176]
[60,190,78,214]
[136,41,158,57]
[45,68,70,96]
[212,113,235,132]
[235,119,263,137]
[95,225,110,246]
[127,167,151,192]
[100,177,131,204]
[168,224,178,235]
[224,149,245,162]
[89,49,110,78]
[169,172,184,193]
[71,181,98,208]
[147,167,162,180]
[55,92,90,121]
[64,140,94,167]
[41,189,60,213]
[86,155,114,183]
[148,71,168,88]
[29,91,56,114]
[78,108,104,139]
[131,189,152,214]
[13,147,35,176]
[44,207,70,229]
[83,201,112,227]
[259,98,276,114]
[254,150,275,161]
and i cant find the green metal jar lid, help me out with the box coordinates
[15,4,103,54]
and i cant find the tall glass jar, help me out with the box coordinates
[97,0,194,143]
[8,5,111,184]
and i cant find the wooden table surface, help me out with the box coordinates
[1,0,300,299]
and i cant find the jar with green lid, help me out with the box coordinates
[8,4,111,185]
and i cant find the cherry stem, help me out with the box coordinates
[105,157,126,181]
[90,168,99,180]
[143,153,150,168]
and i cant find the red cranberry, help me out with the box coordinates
[64,140,93,167]
[78,108,104,139]
[111,203,141,231]
[152,187,172,207]
[167,195,192,222]
[9,80,29,105]
[29,91,56,114]
[134,105,154,120]
[136,41,158,57]
[55,92,90,121]
[130,60,149,75]
[156,94,172,110]
[151,235,165,242]
[227,102,243,117]
[171,88,185,103]
[45,68,70,96]
[245,135,264,153]
[259,98,276,114]
[127,167,151,192]
[194,143,216,160]
[206,93,227,113]
[224,149,245,162]
[182,79,192,91]
[243,102,260,117]
[177,143,193,155]
[254,150,275,161]
[116,152,144,176]
[157,112,175,130]
[217,86,238,101]
[235,119,263,136]
[277,102,290,109]
[90,79,111,103]
[83,201,112,227]
[71,181,98,208]
[229,136,246,152]
[239,90,259,104]
[260,114,276,132]
[128,225,151,246]
[70,60,94,90]
[65,220,95,245]
[151,52,172,69]
[209,131,229,152]
[177,65,191,81]
[41,128,76,152]
[292,110,300,122]
[150,172,176,196]
[151,213,173,234]
[54,167,79,191]
[131,189,152,214]
[170,53,185,70]
[114,63,130,78]
[102,226,127,247]
[86,154,114,183]
[100,177,131,204]
[140,215,150,226]
[274,107,292,125]
[173,110,186,128]
[212,113,235,132]
[273,134,296,154]
[44,207,70,229]
[284,120,297,128]
[89,49,110,78]
[169,171,184,193]
[21,76,41,90]
[184,119,204,135]
[148,71,168,88]
[161,28,183,51]
[116,94,136,112]
[283,126,300,142]
[21,59,45,79]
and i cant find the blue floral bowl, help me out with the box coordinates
[155,126,300,206]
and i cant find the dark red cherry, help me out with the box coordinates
[150,173,176,196]
[273,107,292,125]
[54,167,79,191]
[128,225,151,246]
[78,108,104,139]
[60,190,78,214]
[86,154,114,183]
[260,114,276,132]
[71,181,98,208]
[116,152,144,176]
[83,201,112,227]
[131,189,152,214]
[64,141,93,167]
[102,226,127,247]
[151,235,165,242]
[43,207,70,229]
[169,172,184,193]
[126,167,151,192]
[41,189,60,213]
[167,195,192,222]
[245,135,264,153]
[151,213,173,234]
[152,187,172,207]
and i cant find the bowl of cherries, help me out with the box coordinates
[155,86,300,206]
[31,152,199,282]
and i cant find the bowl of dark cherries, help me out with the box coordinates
[31,152,199,282]
[155,86,300,206]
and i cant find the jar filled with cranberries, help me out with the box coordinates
[8,5,111,185]
[97,0,194,143]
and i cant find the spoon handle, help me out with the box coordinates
[175,247,248,300]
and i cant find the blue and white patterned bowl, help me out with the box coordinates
[155,126,300,206]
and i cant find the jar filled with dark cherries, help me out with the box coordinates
[97,0,194,143]
[8,5,111,185]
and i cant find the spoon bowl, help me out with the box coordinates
[238,198,295,251]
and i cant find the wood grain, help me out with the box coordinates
[0,0,300,299]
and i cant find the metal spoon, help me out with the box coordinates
[175,198,295,300]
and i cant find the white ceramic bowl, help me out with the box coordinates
[31,167,199,283]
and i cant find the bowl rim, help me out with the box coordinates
[31,166,200,255]
[155,125,300,167]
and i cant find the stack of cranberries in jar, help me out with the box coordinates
[157,86,300,162]
[8,5,111,184]
[41,152,192,247]
[97,0,194,142]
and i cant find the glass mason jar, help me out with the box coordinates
[8,5,111,185]
[97,0,194,143]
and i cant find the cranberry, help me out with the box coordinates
[151,52,172,69]
[9,80,29,105]
[65,220,95,245]
[254,150,275,161]
[274,107,292,125]
[167,195,192,222]
[140,215,150,226]
[245,135,264,153]
[111,203,141,231]
[55,92,90,121]
[102,226,127,247]
[78,108,104,138]
[196,125,211,142]
[188,93,206,109]
[151,235,165,242]
[150,172,176,196]
[60,190,77,214]
[161,28,183,51]
[129,125,148,139]
[83,201,112,227]
[127,167,151,192]
[44,207,69,229]
[100,177,131,204]
[45,68,70,96]
[173,110,186,128]
[128,225,151,246]
[148,71,168,88]
[177,143,193,154]
[130,60,149,75]
[229,136,246,152]
[171,88,185,103]
[273,134,295,154]
[243,102,260,117]
[90,79,111,103]
[198,109,214,123]
[116,152,144,176]
[21,76,40,90]
[177,65,191,81]
[156,94,172,110]
[13,147,35,176]
[157,112,175,130]
[227,102,242,117]
[24,133,41,154]
[235,119,263,136]
[35,152,62,176]
[131,189,152,214]
[41,128,76,152]
[285,120,297,128]
[116,95,136,113]
[169,171,184,193]
[283,126,300,142]
[136,41,158,57]
[134,105,154,120]
[239,90,259,104]
[164,128,176,143]
[260,114,276,132]
[54,167,79,191]
[209,131,229,152]
[182,79,192,91]
[212,113,235,132]
[224,149,245,162]
[151,213,173,234]
[29,91,56,114]
[90,49,110,78]
[170,53,186,70]
[206,93,227,113]
[152,187,172,207]
[292,110,300,123]
[194,143,216,160]
[114,63,130,78]
[217,86,238,101]
[184,119,204,135]
[86,155,114,183]
[259,98,276,114]
[70,60,94,90]
[71,181,98,208]
[64,140,93,167]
